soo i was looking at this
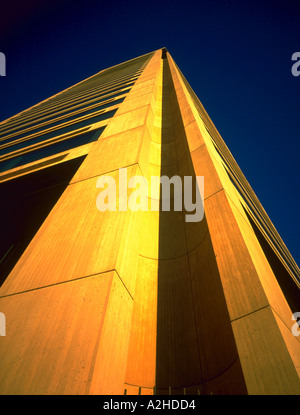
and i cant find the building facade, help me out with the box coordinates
[0,48,299,395]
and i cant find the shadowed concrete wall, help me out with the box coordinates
[155,58,247,395]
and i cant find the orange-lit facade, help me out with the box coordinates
[0,49,299,395]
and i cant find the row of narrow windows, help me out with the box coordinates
[0,126,106,173]
[0,77,136,139]
[0,107,118,173]
[0,65,148,164]
[0,62,148,137]
[0,81,135,141]
[0,97,125,153]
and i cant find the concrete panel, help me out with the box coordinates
[204,190,269,320]
[191,145,223,199]
[185,120,205,152]
[116,92,153,115]
[100,106,149,138]
[0,271,133,395]
[188,237,243,383]
[203,359,247,395]
[226,193,296,327]
[125,256,158,389]
[155,255,202,389]
[71,126,145,182]
[232,307,300,395]
[0,165,141,296]
[272,310,300,378]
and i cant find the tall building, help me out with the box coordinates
[0,48,299,395]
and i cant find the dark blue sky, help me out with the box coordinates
[0,0,299,265]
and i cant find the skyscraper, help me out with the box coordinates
[0,48,299,395]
